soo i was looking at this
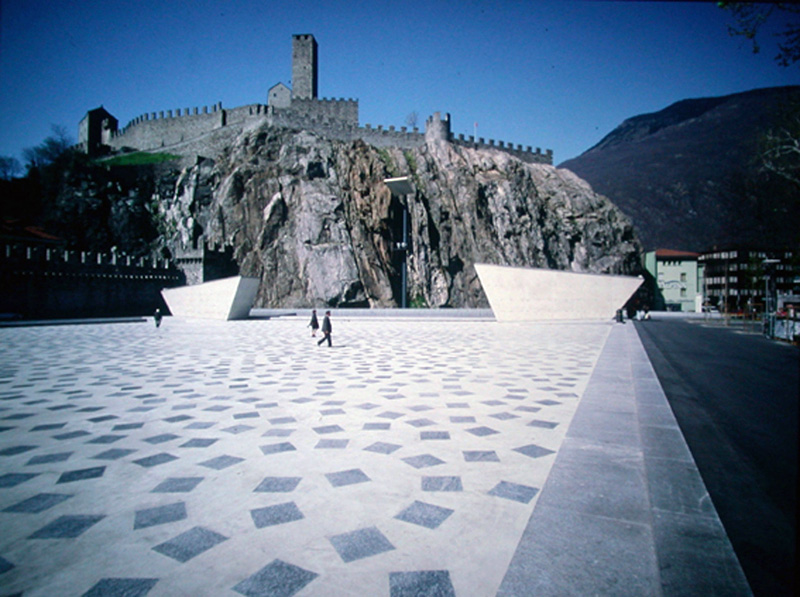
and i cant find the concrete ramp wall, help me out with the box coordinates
[475,264,642,322]
[161,276,260,320]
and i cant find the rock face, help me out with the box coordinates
[157,124,641,308]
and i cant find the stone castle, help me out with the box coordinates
[79,34,552,165]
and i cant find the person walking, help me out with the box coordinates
[317,311,332,347]
[154,308,163,328]
[309,309,319,337]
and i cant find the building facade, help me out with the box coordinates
[700,248,800,314]
[644,249,703,312]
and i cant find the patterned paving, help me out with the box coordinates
[0,317,611,596]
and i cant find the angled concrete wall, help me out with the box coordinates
[161,276,260,320]
[475,264,642,322]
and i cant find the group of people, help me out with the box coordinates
[308,309,332,347]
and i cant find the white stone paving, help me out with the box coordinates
[0,317,613,596]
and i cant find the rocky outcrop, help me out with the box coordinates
[157,124,641,308]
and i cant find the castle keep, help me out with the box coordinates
[79,34,552,165]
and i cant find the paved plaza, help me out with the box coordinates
[0,315,750,596]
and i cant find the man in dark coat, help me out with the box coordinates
[317,311,332,347]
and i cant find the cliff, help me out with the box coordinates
[560,86,800,251]
[157,124,640,308]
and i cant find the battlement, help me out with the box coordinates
[84,33,553,166]
[2,242,178,274]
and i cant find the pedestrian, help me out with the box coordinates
[309,309,319,337]
[317,310,332,347]
[154,308,163,328]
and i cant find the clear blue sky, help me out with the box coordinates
[1,0,797,166]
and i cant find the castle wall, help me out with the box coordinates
[1,243,184,318]
[108,103,226,152]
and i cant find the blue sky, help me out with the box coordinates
[1,0,797,166]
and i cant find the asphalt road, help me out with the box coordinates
[635,318,798,597]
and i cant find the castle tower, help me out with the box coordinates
[292,34,318,100]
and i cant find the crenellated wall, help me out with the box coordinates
[86,33,553,164]
[0,243,185,318]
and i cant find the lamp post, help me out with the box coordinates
[763,258,780,339]
[384,176,414,308]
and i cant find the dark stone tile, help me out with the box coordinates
[421,476,463,492]
[515,405,541,413]
[251,502,304,528]
[54,431,91,441]
[514,444,555,459]
[527,419,558,429]
[395,500,454,529]
[152,477,204,493]
[0,445,38,456]
[164,415,193,423]
[3,492,72,513]
[363,442,401,455]
[466,426,499,437]
[463,450,500,462]
[262,428,294,437]
[199,455,244,470]
[363,422,391,430]
[326,468,370,487]
[421,431,450,440]
[254,477,302,493]
[185,422,216,430]
[93,448,137,460]
[113,422,144,431]
[31,422,67,431]
[269,417,296,425]
[489,481,539,504]
[315,439,349,449]
[406,418,436,428]
[652,509,752,595]
[232,559,317,597]
[204,405,231,412]
[133,453,178,468]
[403,454,445,469]
[134,502,187,529]
[87,415,117,423]
[536,399,561,406]
[152,526,228,562]
[233,412,260,420]
[180,438,218,448]
[57,466,106,484]
[81,577,159,597]
[260,442,296,456]
[87,434,127,444]
[389,570,455,597]
[329,526,395,563]
[144,433,180,444]
[0,555,13,575]
[377,411,404,419]
[313,424,344,434]
[28,514,105,539]
[222,425,254,434]
[26,451,72,465]
[449,416,476,423]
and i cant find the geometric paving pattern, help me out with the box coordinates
[0,317,609,595]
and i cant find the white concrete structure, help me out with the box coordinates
[161,276,260,320]
[475,263,642,322]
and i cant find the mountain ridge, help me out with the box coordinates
[560,86,800,251]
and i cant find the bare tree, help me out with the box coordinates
[719,2,800,67]
[22,125,74,171]
[760,106,800,187]
[0,156,22,180]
